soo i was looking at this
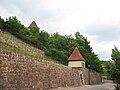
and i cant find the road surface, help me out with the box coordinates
[50,83,115,90]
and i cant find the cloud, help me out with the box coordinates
[87,39,120,60]
[1,0,120,60]
[83,24,120,42]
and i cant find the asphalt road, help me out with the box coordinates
[50,83,115,90]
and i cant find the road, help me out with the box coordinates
[50,82,115,90]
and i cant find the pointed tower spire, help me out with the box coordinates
[68,48,85,61]
[28,21,38,28]
[68,48,85,68]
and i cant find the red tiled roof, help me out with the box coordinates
[68,48,85,61]
[28,21,38,28]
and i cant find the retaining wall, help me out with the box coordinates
[0,31,45,57]
[0,48,101,90]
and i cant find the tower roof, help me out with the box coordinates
[28,21,38,28]
[68,48,85,61]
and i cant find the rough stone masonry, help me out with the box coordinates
[0,48,101,90]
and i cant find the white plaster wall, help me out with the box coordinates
[68,61,85,68]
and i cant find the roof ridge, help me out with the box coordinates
[68,48,85,61]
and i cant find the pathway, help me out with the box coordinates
[50,80,115,90]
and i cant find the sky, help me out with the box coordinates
[1,0,120,60]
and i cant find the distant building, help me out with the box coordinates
[28,21,38,28]
[68,48,85,68]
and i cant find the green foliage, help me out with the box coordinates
[101,60,115,79]
[111,46,120,85]
[3,16,24,35]
[0,16,4,31]
[38,30,50,50]
[0,16,102,72]
[47,48,68,65]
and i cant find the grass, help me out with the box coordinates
[0,41,59,64]
[0,31,61,64]
[0,31,42,52]
[0,41,43,59]
[0,31,24,44]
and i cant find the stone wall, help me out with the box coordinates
[79,68,102,85]
[0,31,45,57]
[0,48,101,90]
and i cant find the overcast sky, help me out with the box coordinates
[1,0,120,60]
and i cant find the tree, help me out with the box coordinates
[111,46,120,90]
[101,61,115,79]
[29,27,39,40]
[111,46,120,89]
[74,31,102,72]
[0,16,102,69]
[38,30,50,50]
[47,48,68,65]
[4,16,24,36]
[0,16,4,31]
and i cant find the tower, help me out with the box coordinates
[68,48,85,68]
[28,21,38,28]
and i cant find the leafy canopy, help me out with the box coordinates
[0,16,102,72]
